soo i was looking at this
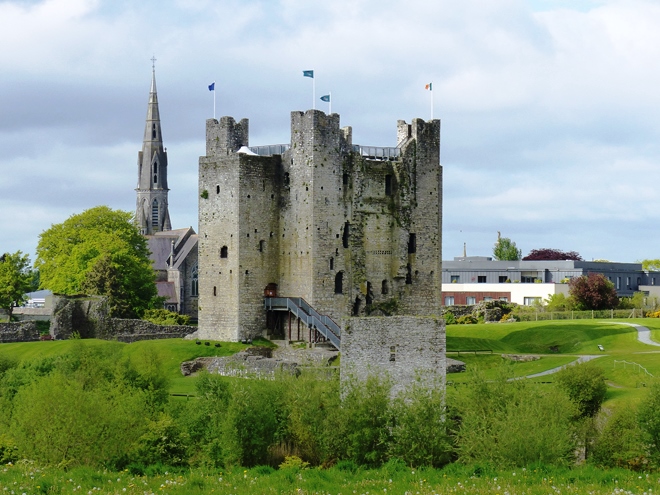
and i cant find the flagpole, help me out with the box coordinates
[430,82,433,120]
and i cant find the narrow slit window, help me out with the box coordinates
[220,246,228,258]
[259,240,265,252]
[329,257,334,270]
[334,271,343,294]
[342,222,350,248]
[385,174,392,196]
[408,233,416,254]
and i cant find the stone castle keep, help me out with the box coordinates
[197,109,443,346]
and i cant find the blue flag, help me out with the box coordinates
[303,70,314,78]
[320,94,330,102]
[208,82,215,91]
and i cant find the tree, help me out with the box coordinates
[0,251,34,320]
[641,259,660,272]
[35,206,160,318]
[493,232,521,261]
[568,272,619,310]
[554,363,607,419]
[523,248,583,261]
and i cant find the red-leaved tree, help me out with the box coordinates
[568,272,619,310]
[523,248,583,261]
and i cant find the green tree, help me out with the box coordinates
[0,251,34,320]
[544,293,576,312]
[35,206,160,318]
[493,232,522,261]
[641,259,660,272]
[554,363,607,419]
[568,272,619,310]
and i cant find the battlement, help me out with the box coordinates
[205,117,249,157]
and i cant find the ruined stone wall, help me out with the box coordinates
[180,248,199,319]
[50,295,109,340]
[340,316,446,397]
[99,319,195,342]
[0,321,40,343]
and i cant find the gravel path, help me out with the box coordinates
[610,322,660,347]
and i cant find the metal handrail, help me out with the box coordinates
[264,297,341,349]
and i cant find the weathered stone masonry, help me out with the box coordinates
[198,110,443,344]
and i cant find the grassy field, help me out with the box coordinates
[1,318,659,399]
[0,460,658,494]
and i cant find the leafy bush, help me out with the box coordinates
[554,363,607,419]
[452,366,577,467]
[388,378,453,467]
[143,308,190,326]
[444,311,457,325]
[456,314,478,325]
[591,407,647,470]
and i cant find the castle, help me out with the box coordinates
[196,110,443,344]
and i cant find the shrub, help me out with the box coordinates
[389,377,453,467]
[452,366,577,467]
[456,314,477,325]
[554,363,607,419]
[591,407,647,470]
[142,308,190,326]
[444,311,456,325]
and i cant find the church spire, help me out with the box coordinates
[136,59,171,235]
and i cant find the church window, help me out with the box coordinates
[385,175,392,196]
[191,265,198,297]
[220,246,228,258]
[408,233,416,254]
[153,174,157,184]
[342,222,350,248]
[151,200,158,226]
[334,272,344,294]
[152,124,157,139]
[153,162,158,174]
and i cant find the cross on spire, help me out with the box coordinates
[151,56,157,70]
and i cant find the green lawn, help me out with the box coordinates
[0,337,254,396]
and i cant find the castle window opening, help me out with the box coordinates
[213,286,217,296]
[259,240,265,252]
[284,172,290,186]
[385,174,392,196]
[247,194,251,198]
[406,264,412,284]
[330,257,334,270]
[366,282,373,306]
[342,222,350,248]
[334,272,344,294]
[270,232,274,237]
[390,346,396,362]
[408,233,417,254]
[220,246,228,258]
[245,270,249,275]
[352,297,361,316]
[216,185,220,194]
[382,280,389,295]
[342,173,348,185]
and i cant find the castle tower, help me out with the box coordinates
[136,65,171,235]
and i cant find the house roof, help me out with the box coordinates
[146,227,198,271]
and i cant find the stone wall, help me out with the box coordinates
[50,295,109,340]
[100,319,196,342]
[0,321,40,343]
[340,316,446,398]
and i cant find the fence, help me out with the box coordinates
[613,360,654,377]
[514,308,644,322]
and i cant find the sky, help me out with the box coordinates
[2,0,660,264]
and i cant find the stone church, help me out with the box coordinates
[197,110,444,346]
[136,67,198,319]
